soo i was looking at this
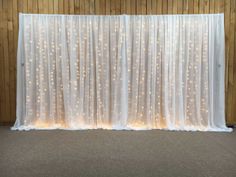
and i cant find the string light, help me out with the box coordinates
[16,14,227,131]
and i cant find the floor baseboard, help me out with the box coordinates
[0,122,14,126]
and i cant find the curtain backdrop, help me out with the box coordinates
[12,13,231,131]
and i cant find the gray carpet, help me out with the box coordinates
[0,126,236,177]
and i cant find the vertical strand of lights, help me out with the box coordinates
[126,16,132,127]
[173,16,179,127]
[88,17,95,126]
[79,17,85,126]
[187,16,195,126]
[201,16,209,127]
[95,16,102,126]
[172,16,178,127]
[163,16,170,126]
[60,16,70,125]
[132,16,141,125]
[110,17,117,125]
[24,17,30,124]
[30,15,37,124]
[50,17,57,123]
[138,16,146,126]
[72,17,79,121]
[145,16,152,128]
[45,16,52,123]
[151,16,157,128]
[103,17,110,125]
[184,17,191,126]
[194,16,202,127]
[56,17,64,124]
[99,16,105,126]
[39,17,45,121]
[177,16,185,128]
[35,16,40,122]
[156,17,162,128]
[116,16,123,126]
[85,17,91,126]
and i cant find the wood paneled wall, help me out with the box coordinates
[0,0,236,125]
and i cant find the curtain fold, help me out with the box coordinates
[12,13,232,131]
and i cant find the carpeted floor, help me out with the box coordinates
[0,126,236,177]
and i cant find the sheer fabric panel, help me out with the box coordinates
[12,14,231,131]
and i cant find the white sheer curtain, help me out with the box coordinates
[12,13,231,131]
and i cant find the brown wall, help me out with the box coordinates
[0,0,236,125]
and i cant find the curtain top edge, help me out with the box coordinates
[19,13,224,17]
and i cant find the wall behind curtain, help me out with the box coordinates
[0,0,235,125]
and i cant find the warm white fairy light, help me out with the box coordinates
[13,14,229,131]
